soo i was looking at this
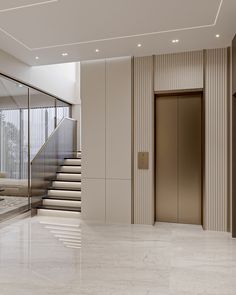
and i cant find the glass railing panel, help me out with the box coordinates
[0,74,73,221]
[29,89,56,160]
[31,118,77,208]
[56,99,70,125]
[0,76,29,220]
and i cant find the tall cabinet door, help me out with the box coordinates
[156,97,178,222]
[178,95,202,224]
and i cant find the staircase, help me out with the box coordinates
[37,151,82,218]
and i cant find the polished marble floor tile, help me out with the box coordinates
[0,216,235,295]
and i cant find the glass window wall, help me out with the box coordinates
[0,74,71,221]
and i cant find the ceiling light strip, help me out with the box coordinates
[31,22,213,50]
[0,0,58,13]
[213,0,224,25]
[0,27,31,50]
[0,0,224,51]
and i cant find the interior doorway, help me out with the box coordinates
[155,93,203,225]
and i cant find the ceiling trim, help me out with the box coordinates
[0,0,223,51]
[0,0,58,13]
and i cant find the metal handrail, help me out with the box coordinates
[0,73,71,104]
[31,117,77,164]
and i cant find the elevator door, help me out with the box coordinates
[156,94,202,225]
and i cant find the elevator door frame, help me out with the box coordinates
[154,91,204,226]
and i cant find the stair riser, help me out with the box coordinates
[64,159,81,166]
[52,181,81,189]
[48,190,81,198]
[37,209,81,218]
[60,166,81,173]
[57,174,81,181]
[43,199,81,208]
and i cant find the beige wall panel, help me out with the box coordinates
[205,48,228,231]
[134,56,154,225]
[154,51,204,91]
[82,178,105,223]
[156,98,178,222]
[81,60,106,179]
[106,57,132,179]
[81,58,132,224]
[106,179,131,224]
[178,96,202,225]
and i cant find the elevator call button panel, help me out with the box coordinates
[138,152,149,169]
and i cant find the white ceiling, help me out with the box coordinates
[0,0,235,65]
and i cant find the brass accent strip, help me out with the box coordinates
[131,57,134,224]
[227,46,231,232]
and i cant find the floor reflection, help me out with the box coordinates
[40,220,81,249]
[0,216,236,295]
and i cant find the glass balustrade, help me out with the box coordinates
[0,74,72,221]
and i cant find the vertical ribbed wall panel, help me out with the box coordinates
[133,56,154,224]
[155,51,204,91]
[205,48,228,231]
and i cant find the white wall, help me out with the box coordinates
[0,49,78,104]
[81,57,132,224]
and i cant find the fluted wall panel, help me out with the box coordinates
[133,56,154,224]
[154,51,204,91]
[205,48,229,231]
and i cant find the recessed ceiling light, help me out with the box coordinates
[18,84,23,88]
[35,56,39,60]
[172,39,179,43]
[137,43,142,47]
[95,49,100,53]
[216,34,220,38]
[62,52,68,56]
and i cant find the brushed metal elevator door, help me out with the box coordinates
[156,94,202,225]
[156,97,178,222]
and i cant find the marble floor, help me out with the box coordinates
[0,216,236,295]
